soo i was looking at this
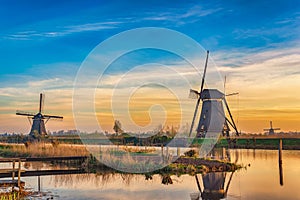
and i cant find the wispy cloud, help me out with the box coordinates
[5,21,121,40]
[232,11,300,43]
[142,5,222,25]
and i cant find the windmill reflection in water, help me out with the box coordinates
[190,147,238,200]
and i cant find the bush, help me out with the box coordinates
[184,149,198,157]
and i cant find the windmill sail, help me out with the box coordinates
[16,110,35,117]
[189,51,209,137]
[43,114,63,119]
[39,93,45,113]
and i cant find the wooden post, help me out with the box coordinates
[12,160,15,191]
[253,136,256,148]
[18,160,21,190]
[12,160,15,181]
[177,147,180,157]
[166,147,169,160]
[99,145,102,160]
[38,175,41,192]
[161,145,164,162]
[279,139,283,186]
[279,139,282,162]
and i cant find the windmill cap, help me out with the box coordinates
[200,89,224,99]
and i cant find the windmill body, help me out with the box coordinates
[196,89,230,138]
[189,51,239,138]
[16,93,63,139]
[30,113,47,137]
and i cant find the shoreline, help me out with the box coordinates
[0,136,300,151]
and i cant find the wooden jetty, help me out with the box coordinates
[0,169,85,179]
[0,156,88,190]
[0,156,88,163]
[0,158,25,190]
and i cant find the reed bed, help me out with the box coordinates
[0,143,90,157]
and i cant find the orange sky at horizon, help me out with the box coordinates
[1,47,300,135]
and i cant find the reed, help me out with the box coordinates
[0,143,89,157]
[121,146,156,154]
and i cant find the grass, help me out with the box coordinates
[121,146,156,154]
[191,138,300,149]
[0,190,33,200]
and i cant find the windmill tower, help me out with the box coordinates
[189,51,239,138]
[263,121,280,135]
[16,93,63,139]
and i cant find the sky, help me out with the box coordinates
[0,0,299,134]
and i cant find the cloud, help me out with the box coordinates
[216,46,300,78]
[212,46,300,132]
[5,21,121,40]
[142,5,222,25]
[232,11,300,43]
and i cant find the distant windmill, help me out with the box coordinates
[188,51,239,138]
[263,121,280,135]
[16,93,63,139]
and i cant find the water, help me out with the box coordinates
[11,149,300,199]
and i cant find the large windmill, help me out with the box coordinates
[16,93,63,139]
[189,51,239,138]
[263,121,280,135]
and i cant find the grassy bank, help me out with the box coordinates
[59,136,300,150]
[213,138,300,150]
[1,134,300,150]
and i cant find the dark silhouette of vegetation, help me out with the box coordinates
[113,120,123,135]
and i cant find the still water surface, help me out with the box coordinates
[21,149,300,200]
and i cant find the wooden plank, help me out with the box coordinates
[0,156,87,163]
[0,169,85,178]
[0,158,25,163]
[23,156,88,162]
[0,169,25,173]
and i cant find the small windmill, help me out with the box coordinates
[16,93,63,139]
[263,121,280,135]
[188,51,239,138]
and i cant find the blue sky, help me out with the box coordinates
[0,1,300,133]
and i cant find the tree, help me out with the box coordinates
[113,120,123,135]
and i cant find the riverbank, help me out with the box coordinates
[213,137,300,150]
[2,134,300,150]
[50,136,300,150]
